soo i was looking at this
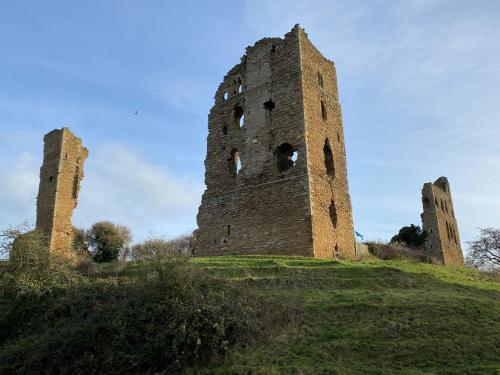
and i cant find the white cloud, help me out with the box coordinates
[73,143,203,242]
[0,142,203,244]
[0,152,39,227]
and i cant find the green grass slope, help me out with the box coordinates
[190,256,500,374]
[1,256,499,374]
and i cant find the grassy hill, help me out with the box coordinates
[1,256,499,374]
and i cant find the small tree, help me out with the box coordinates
[391,224,427,248]
[85,222,132,263]
[466,228,500,271]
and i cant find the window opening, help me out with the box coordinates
[323,139,335,177]
[276,143,297,172]
[264,99,275,111]
[318,71,324,88]
[329,200,338,229]
[333,244,340,259]
[228,149,241,176]
[223,91,229,101]
[234,106,244,128]
[321,101,327,120]
[237,78,243,93]
[227,225,231,236]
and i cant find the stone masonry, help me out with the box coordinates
[421,177,463,266]
[195,25,356,258]
[36,128,88,256]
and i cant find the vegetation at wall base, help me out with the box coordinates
[1,254,499,374]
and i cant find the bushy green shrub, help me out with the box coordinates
[1,227,81,297]
[0,255,249,374]
[85,221,132,262]
[390,224,427,247]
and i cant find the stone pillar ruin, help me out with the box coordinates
[36,127,88,256]
[421,177,464,266]
[195,25,356,258]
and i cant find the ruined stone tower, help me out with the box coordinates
[36,128,88,256]
[421,177,463,266]
[195,25,355,258]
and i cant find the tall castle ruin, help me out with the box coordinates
[36,128,88,256]
[195,25,355,258]
[421,177,463,266]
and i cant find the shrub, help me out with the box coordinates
[0,256,248,374]
[85,221,132,263]
[130,234,194,261]
[0,225,81,297]
[366,241,434,263]
[390,224,427,248]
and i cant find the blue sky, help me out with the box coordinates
[1,0,499,249]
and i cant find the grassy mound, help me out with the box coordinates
[1,256,499,374]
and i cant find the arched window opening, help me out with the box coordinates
[321,101,327,120]
[228,148,241,176]
[323,139,335,177]
[234,106,244,128]
[446,221,451,241]
[276,143,297,172]
[329,200,338,229]
[318,71,324,88]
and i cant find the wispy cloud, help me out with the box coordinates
[73,143,203,242]
[0,142,203,243]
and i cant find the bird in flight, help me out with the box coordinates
[133,110,138,115]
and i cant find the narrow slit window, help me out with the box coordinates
[318,71,324,88]
[237,78,243,93]
[321,101,327,120]
[323,139,335,177]
[329,200,338,229]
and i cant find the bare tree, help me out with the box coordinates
[466,228,500,271]
[129,234,194,261]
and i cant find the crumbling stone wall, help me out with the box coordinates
[36,128,88,256]
[195,25,355,258]
[421,177,463,266]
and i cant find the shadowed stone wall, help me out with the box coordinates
[421,177,463,266]
[195,25,355,258]
[36,128,88,256]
